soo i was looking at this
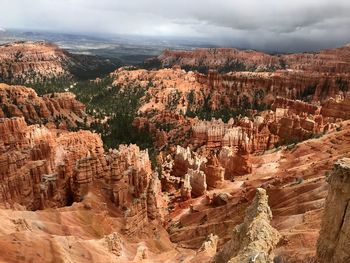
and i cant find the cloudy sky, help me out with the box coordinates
[1,0,350,52]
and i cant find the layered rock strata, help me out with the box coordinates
[0,115,165,229]
[157,45,350,74]
[0,41,116,83]
[0,116,107,210]
[0,83,88,128]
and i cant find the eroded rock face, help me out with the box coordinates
[218,147,252,178]
[195,234,219,261]
[0,83,89,128]
[188,169,207,197]
[203,155,225,188]
[172,145,207,178]
[0,111,165,226]
[158,48,283,72]
[0,41,71,83]
[0,116,108,210]
[108,145,166,235]
[317,158,350,263]
[213,188,281,263]
[321,97,350,120]
[0,41,116,83]
[181,173,192,200]
[109,145,152,207]
[191,99,330,155]
[157,45,350,74]
[113,67,350,118]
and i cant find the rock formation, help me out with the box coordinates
[1,42,350,263]
[188,169,207,197]
[321,97,350,120]
[213,188,281,263]
[0,111,164,224]
[0,116,108,210]
[172,145,207,178]
[191,102,330,154]
[203,155,225,188]
[0,41,116,83]
[317,158,350,263]
[0,83,89,128]
[157,45,350,74]
[113,67,350,117]
[194,234,219,261]
[218,147,252,178]
[108,145,166,234]
[157,48,284,72]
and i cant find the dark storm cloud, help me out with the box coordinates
[0,0,349,52]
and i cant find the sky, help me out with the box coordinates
[1,0,350,52]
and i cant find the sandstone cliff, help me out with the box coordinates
[0,116,108,210]
[113,68,350,117]
[213,188,281,263]
[0,41,116,84]
[157,45,350,74]
[158,48,282,72]
[0,113,165,224]
[317,158,350,263]
[113,68,348,154]
[0,83,89,128]
[108,145,166,234]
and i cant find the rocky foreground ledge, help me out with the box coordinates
[317,158,350,263]
[213,188,281,263]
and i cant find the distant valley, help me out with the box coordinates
[0,29,216,65]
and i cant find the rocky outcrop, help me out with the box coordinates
[0,41,116,83]
[203,155,225,188]
[321,97,350,120]
[192,119,258,152]
[181,173,192,200]
[188,169,207,197]
[213,188,281,263]
[108,145,152,208]
[317,158,350,263]
[0,115,109,210]
[194,234,219,261]
[108,145,166,235]
[212,193,231,207]
[172,145,207,178]
[0,83,89,128]
[113,67,350,117]
[271,97,320,115]
[157,45,350,74]
[191,104,328,153]
[218,147,252,178]
[157,48,283,72]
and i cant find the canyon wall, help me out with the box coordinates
[0,116,107,210]
[0,115,164,228]
[0,41,116,84]
[113,68,350,117]
[0,83,89,128]
[157,45,350,74]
